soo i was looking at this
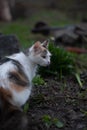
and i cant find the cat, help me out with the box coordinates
[0,40,51,111]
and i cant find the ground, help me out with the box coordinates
[27,76,87,130]
[0,75,87,130]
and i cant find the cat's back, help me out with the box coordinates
[0,58,16,90]
[0,52,26,87]
[0,52,31,107]
[0,58,15,78]
[0,52,26,72]
[7,52,28,65]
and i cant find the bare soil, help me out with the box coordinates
[0,76,87,130]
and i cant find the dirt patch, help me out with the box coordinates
[0,77,87,130]
[28,77,87,130]
[0,76,87,130]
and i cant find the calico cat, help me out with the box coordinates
[0,40,51,110]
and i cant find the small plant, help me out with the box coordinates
[53,118,64,128]
[74,73,83,88]
[80,109,87,116]
[32,75,46,86]
[42,115,52,128]
[23,102,29,113]
[42,115,64,128]
[39,43,75,77]
[39,43,83,87]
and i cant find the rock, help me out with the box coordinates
[31,21,50,36]
[0,34,20,59]
[32,22,87,47]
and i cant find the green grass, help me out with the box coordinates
[39,43,75,77]
[0,22,32,48]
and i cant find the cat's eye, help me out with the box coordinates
[42,55,46,59]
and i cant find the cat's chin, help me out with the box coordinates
[41,63,50,67]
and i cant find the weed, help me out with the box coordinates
[53,118,64,128]
[80,109,87,116]
[39,43,83,87]
[42,115,64,128]
[23,102,29,113]
[74,73,83,88]
[39,43,75,77]
[32,75,46,86]
[42,115,52,128]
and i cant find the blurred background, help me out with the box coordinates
[0,0,87,21]
[0,0,87,48]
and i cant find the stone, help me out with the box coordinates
[0,34,20,59]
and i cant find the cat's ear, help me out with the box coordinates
[42,39,49,48]
[33,41,41,52]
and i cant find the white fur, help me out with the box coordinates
[29,45,51,67]
[0,43,51,108]
[6,52,37,107]
[9,87,31,108]
[8,52,37,82]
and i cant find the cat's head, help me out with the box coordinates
[27,40,51,66]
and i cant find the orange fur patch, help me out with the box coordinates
[0,87,12,100]
[34,42,47,55]
[9,70,29,87]
[0,87,21,111]
[10,82,27,92]
[9,69,29,93]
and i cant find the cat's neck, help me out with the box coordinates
[27,55,38,80]
[19,52,38,81]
